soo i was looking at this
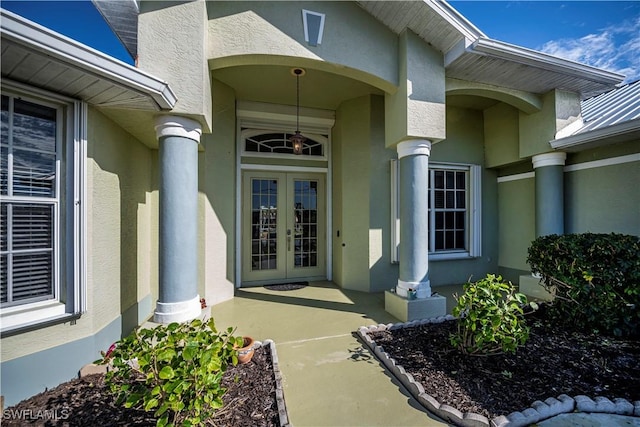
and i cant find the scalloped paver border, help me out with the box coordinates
[80,339,292,427]
[357,316,640,427]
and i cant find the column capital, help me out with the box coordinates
[532,152,566,169]
[155,115,202,143]
[396,139,432,159]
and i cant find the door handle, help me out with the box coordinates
[287,229,291,251]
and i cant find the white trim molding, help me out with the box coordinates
[497,172,535,183]
[155,116,202,142]
[397,139,432,159]
[240,164,328,173]
[564,153,640,172]
[497,153,639,183]
[237,101,335,135]
[532,152,567,169]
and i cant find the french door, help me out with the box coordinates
[242,171,325,284]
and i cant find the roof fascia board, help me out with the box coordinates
[550,118,640,150]
[427,0,486,41]
[470,38,624,85]
[0,9,176,110]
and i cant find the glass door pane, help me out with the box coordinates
[250,179,278,271]
[293,179,318,268]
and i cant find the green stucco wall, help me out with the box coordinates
[332,96,372,291]
[519,90,581,159]
[207,1,398,93]
[429,106,499,286]
[1,107,157,405]
[565,142,640,236]
[497,178,535,276]
[332,95,400,292]
[138,1,212,131]
[199,78,237,304]
[385,30,446,146]
[484,102,520,168]
[368,95,399,291]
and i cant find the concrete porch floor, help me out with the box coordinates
[208,281,462,426]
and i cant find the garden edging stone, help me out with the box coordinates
[357,316,639,427]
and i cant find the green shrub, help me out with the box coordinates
[527,233,640,337]
[450,274,532,356]
[97,318,242,427]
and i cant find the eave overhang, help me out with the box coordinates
[357,0,485,56]
[1,9,176,111]
[446,38,625,99]
[550,118,640,152]
[471,39,623,84]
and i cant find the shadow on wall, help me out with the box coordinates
[87,109,158,339]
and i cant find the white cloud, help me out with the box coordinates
[538,16,640,83]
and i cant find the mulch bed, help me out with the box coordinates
[5,306,640,425]
[369,305,640,419]
[2,345,279,426]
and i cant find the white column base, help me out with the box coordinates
[153,295,202,324]
[397,279,431,299]
[385,291,447,322]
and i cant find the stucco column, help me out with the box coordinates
[154,116,202,323]
[532,152,566,237]
[397,139,432,299]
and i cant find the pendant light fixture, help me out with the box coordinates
[289,67,306,155]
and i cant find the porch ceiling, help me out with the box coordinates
[212,65,384,111]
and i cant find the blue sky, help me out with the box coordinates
[2,1,639,82]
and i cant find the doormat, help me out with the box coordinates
[264,282,309,291]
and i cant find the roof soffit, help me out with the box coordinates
[356,0,484,55]
[446,38,625,98]
[0,9,175,111]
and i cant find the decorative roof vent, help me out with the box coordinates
[302,10,325,47]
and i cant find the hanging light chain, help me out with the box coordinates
[296,72,301,132]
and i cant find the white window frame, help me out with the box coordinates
[1,81,86,335]
[240,129,328,161]
[390,160,481,263]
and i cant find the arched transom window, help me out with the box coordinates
[243,131,325,158]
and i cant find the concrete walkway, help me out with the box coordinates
[207,282,639,427]
[209,282,452,426]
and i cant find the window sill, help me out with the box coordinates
[1,301,70,336]
[430,252,475,261]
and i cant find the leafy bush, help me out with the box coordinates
[527,233,640,337]
[98,318,242,427]
[450,274,532,356]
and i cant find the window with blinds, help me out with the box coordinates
[1,94,59,308]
